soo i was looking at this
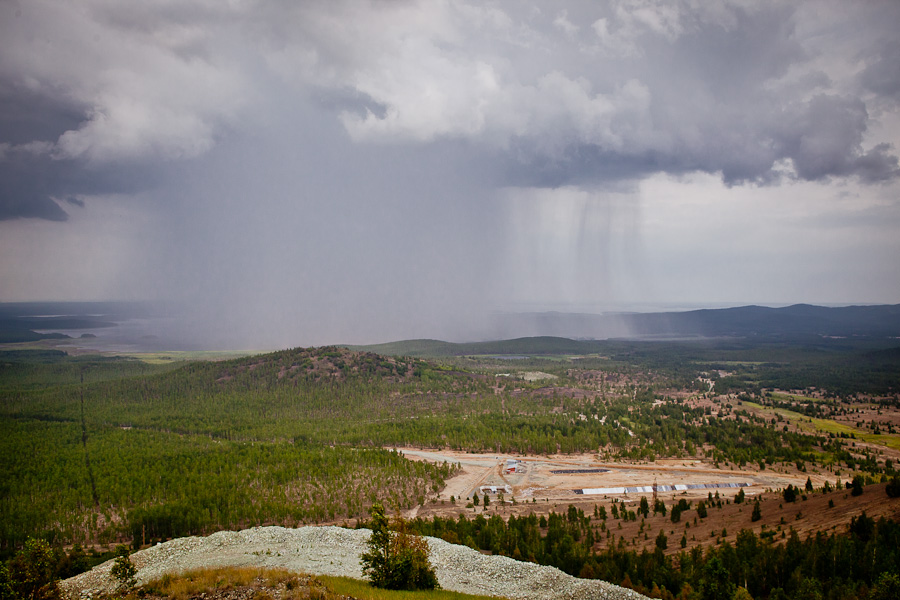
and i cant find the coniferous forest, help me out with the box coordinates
[2,335,900,599]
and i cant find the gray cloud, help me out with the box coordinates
[860,39,900,99]
[0,177,68,222]
[0,52,163,220]
[0,148,163,221]
[1,0,900,346]
[2,0,899,220]
[777,95,899,183]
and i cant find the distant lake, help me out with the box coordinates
[0,301,201,352]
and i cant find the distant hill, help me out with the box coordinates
[620,303,900,338]
[350,336,605,357]
[352,304,900,357]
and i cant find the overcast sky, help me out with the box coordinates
[1,0,899,346]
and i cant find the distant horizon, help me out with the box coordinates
[3,298,898,311]
[4,300,899,352]
[3,2,900,352]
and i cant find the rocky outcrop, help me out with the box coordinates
[62,526,647,600]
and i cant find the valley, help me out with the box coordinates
[3,304,900,599]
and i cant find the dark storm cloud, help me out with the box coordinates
[0,83,82,220]
[483,2,900,187]
[0,170,68,221]
[1,0,900,344]
[0,54,162,220]
[2,0,900,220]
[0,82,85,145]
[860,40,900,99]
[778,95,899,183]
[0,150,162,221]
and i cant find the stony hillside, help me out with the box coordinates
[210,346,419,386]
[61,526,647,600]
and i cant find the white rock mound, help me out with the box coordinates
[61,526,647,600]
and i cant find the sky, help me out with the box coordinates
[1,0,899,347]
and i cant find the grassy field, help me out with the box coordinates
[767,391,831,403]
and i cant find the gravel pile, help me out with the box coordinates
[61,526,647,600]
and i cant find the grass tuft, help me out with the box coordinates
[140,568,505,600]
[318,575,504,600]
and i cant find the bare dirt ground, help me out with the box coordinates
[830,402,900,430]
[394,448,900,556]
[398,448,822,505]
[587,482,900,557]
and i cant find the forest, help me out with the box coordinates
[2,332,900,599]
[399,500,900,600]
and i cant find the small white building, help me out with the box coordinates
[479,485,512,495]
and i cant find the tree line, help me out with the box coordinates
[395,503,900,600]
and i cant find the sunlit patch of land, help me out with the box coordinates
[743,401,900,452]
[118,351,253,364]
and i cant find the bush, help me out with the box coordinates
[886,476,900,498]
[0,564,16,600]
[360,503,438,591]
[655,530,667,550]
[870,572,900,600]
[7,539,60,600]
[110,545,138,592]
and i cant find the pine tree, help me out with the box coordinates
[110,545,138,592]
[360,503,438,591]
[655,530,668,550]
[783,485,797,503]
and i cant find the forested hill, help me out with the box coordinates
[0,346,456,442]
[353,304,900,356]
[349,336,603,357]
[1,346,474,551]
[201,345,421,386]
[621,303,900,338]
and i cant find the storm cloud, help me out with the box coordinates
[1,0,899,346]
[3,0,900,218]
